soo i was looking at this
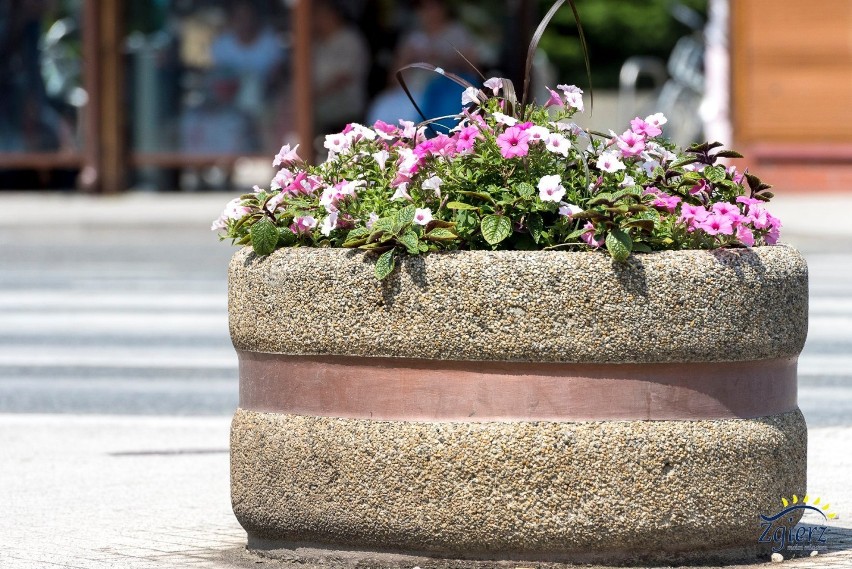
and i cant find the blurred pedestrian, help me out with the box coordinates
[312,0,370,134]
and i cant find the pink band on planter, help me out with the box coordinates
[237,351,798,421]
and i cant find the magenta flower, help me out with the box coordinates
[429,134,457,158]
[630,117,662,138]
[580,222,604,248]
[736,224,755,247]
[652,193,682,213]
[689,179,710,195]
[736,195,762,208]
[712,202,739,217]
[455,126,482,153]
[679,204,709,230]
[290,215,318,235]
[544,88,564,108]
[698,214,735,236]
[747,204,771,230]
[765,222,781,245]
[616,130,646,157]
[496,127,530,159]
[372,120,399,140]
[270,168,295,191]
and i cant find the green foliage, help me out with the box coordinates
[249,218,278,256]
[213,1,778,282]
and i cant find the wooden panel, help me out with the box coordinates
[732,0,852,145]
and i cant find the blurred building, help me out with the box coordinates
[728,0,852,192]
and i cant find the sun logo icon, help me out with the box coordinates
[779,495,838,520]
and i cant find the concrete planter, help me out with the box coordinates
[228,246,808,567]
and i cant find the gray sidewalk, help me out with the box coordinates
[1,190,851,568]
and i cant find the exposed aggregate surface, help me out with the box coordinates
[228,246,808,363]
[231,408,807,565]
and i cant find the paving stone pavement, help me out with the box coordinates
[0,192,851,568]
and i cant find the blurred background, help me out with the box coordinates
[2,3,852,566]
[2,0,849,194]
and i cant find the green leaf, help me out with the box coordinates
[669,155,698,170]
[527,213,544,243]
[714,149,744,159]
[347,227,371,240]
[446,201,479,210]
[632,242,653,253]
[516,182,535,199]
[605,229,632,262]
[398,230,420,254]
[250,218,278,256]
[394,205,416,228]
[459,190,496,204]
[423,228,459,241]
[372,217,395,233]
[704,165,726,183]
[480,214,512,245]
[622,219,656,232]
[277,228,297,246]
[587,193,615,206]
[375,249,396,280]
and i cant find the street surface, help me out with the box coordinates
[0,192,850,568]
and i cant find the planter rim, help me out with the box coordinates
[228,244,808,363]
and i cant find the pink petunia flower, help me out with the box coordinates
[616,130,646,157]
[580,222,604,248]
[679,203,709,231]
[765,222,781,245]
[455,126,482,153]
[698,213,735,236]
[736,224,755,247]
[372,120,399,140]
[496,127,530,159]
[544,88,564,108]
[290,215,318,235]
[630,117,662,138]
[747,204,771,230]
[652,193,682,213]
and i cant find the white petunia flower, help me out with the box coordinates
[537,174,566,203]
[545,133,570,157]
[413,208,433,225]
[421,175,443,197]
[596,151,626,173]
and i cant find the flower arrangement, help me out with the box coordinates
[213,3,780,280]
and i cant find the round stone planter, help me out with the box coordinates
[228,245,808,567]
